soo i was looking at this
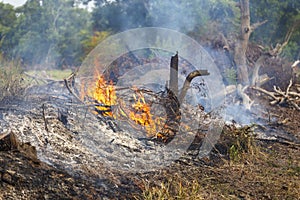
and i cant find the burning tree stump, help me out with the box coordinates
[155,87,181,143]
[157,53,209,143]
[67,52,210,144]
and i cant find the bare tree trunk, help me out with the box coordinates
[234,0,251,85]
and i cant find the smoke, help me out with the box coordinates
[147,0,197,32]
[10,0,266,126]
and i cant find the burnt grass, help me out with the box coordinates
[1,48,300,199]
[0,99,299,199]
[0,88,299,199]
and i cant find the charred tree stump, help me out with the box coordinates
[157,53,180,143]
[158,88,181,143]
[169,52,179,97]
[159,53,209,143]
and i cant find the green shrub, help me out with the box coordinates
[224,67,237,85]
[226,125,256,162]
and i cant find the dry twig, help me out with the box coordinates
[252,79,300,110]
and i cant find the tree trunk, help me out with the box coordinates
[234,0,251,85]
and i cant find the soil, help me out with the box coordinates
[0,46,299,199]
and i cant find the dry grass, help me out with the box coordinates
[26,69,72,80]
[141,178,205,200]
[0,59,27,101]
[137,125,300,199]
[0,57,72,101]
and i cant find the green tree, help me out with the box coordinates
[250,0,300,59]
[0,2,17,57]
[5,0,92,68]
[92,0,151,33]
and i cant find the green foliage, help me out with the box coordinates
[1,0,92,68]
[0,3,17,54]
[81,31,111,56]
[250,0,300,59]
[92,0,151,32]
[0,0,300,69]
[227,125,256,162]
[224,67,237,85]
[282,41,299,60]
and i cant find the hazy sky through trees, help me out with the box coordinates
[1,0,26,7]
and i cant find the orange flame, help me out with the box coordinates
[129,92,158,136]
[90,75,116,117]
[89,74,167,138]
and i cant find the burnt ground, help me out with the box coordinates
[0,84,299,200]
[1,46,300,199]
[0,91,299,199]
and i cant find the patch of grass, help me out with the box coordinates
[0,59,27,101]
[141,178,205,200]
[219,124,258,163]
[26,69,73,80]
[138,143,299,199]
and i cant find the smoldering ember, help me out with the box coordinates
[1,1,300,199]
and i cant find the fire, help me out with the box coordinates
[90,75,117,117]
[129,91,158,137]
[89,74,165,137]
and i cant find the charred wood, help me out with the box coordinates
[179,70,210,104]
[169,52,179,97]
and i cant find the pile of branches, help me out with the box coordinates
[253,79,300,110]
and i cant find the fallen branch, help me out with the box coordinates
[252,86,278,100]
[178,70,210,104]
[64,73,83,104]
[252,79,300,110]
[257,138,300,149]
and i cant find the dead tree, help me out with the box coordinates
[234,0,268,85]
[234,0,251,85]
[179,70,209,104]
